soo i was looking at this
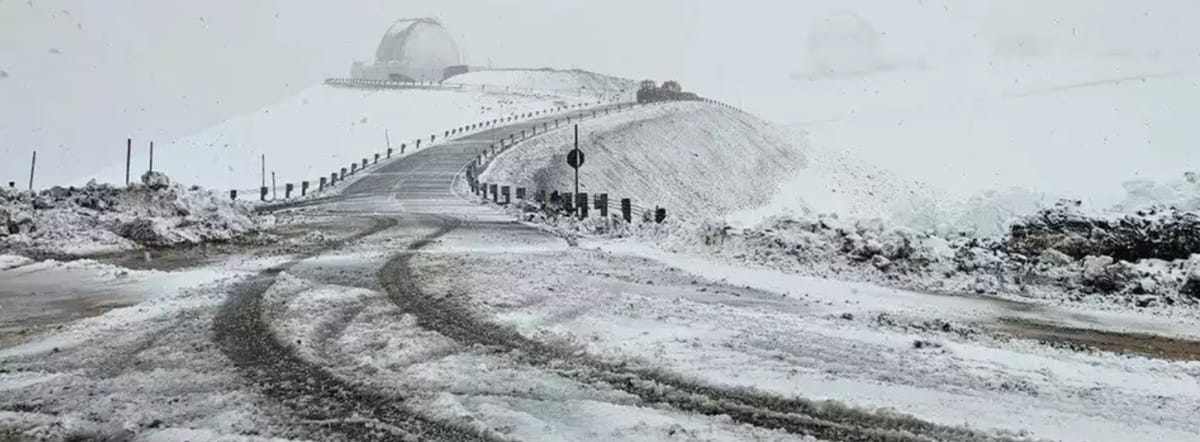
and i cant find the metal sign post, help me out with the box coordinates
[567,125,586,209]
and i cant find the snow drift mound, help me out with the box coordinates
[1,172,262,256]
[479,101,805,219]
[84,84,594,191]
[447,68,636,100]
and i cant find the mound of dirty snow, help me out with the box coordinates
[1,172,263,256]
[83,85,597,192]
[479,102,804,219]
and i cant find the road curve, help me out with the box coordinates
[243,103,1015,441]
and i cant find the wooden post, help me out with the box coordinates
[230,189,237,200]
[148,141,154,173]
[259,186,268,201]
[285,183,293,199]
[401,143,406,154]
[331,172,339,184]
[597,193,608,217]
[577,193,588,219]
[261,154,266,189]
[340,168,347,180]
[125,138,132,186]
[319,177,327,190]
[28,151,36,190]
[374,153,380,164]
[362,158,368,169]
[387,148,393,158]
[271,172,277,200]
[621,198,632,222]
[301,181,309,196]
[351,163,358,174]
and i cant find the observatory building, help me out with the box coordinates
[351,18,467,82]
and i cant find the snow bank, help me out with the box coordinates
[479,102,805,219]
[82,84,596,192]
[0,172,263,256]
[447,68,636,101]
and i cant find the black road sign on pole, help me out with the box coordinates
[568,125,585,206]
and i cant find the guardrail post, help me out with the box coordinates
[230,190,237,200]
[577,193,588,219]
[516,187,526,200]
[319,177,327,190]
[621,198,632,222]
[416,139,421,149]
[597,193,608,217]
[341,168,347,179]
[362,158,368,169]
[431,135,436,143]
[301,181,309,196]
[387,148,392,158]
[374,153,380,164]
[260,186,268,201]
[351,163,358,174]
[285,183,294,199]
[501,186,511,205]
[490,184,499,203]
[655,207,667,223]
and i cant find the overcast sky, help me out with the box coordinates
[2,0,1197,185]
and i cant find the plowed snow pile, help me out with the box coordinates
[83,85,596,192]
[479,102,805,219]
[0,172,262,256]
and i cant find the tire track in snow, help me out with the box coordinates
[379,215,1017,442]
[212,216,497,441]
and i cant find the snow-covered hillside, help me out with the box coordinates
[479,101,805,219]
[447,68,637,101]
[720,58,1200,217]
[83,85,597,192]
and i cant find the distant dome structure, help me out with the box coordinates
[351,18,466,82]
[805,11,879,76]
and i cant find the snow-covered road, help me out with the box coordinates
[3,101,1198,441]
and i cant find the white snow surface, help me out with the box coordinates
[447,68,637,100]
[83,84,599,192]
[720,57,1200,228]
[479,102,805,219]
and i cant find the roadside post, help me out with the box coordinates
[567,124,585,215]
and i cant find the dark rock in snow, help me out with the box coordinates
[118,218,169,246]
[141,171,171,190]
[1182,270,1200,300]
[1010,201,1200,262]
[32,196,55,210]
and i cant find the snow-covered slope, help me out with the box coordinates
[447,68,637,101]
[82,85,594,192]
[479,102,805,219]
[722,58,1200,214]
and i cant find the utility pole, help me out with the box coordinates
[148,141,154,173]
